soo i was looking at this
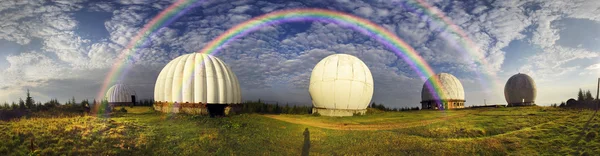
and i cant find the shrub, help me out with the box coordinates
[311,112,321,116]
[119,107,128,113]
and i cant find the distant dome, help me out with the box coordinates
[154,53,241,104]
[504,73,536,106]
[421,73,465,101]
[308,54,373,116]
[420,73,465,109]
[106,84,136,103]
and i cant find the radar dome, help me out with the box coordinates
[308,54,373,116]
[105,84,136,107]
[154,53,241,116]
[504,73,536,106]
[421,73,465,109]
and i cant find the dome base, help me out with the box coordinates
[312,108,367,117]
[154,102,241,116]
[421,99,465,110]
[507,102,535,107]
[108,102,135,107]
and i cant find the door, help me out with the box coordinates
[131,95,136,106]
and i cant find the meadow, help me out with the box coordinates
[0,106,598,155]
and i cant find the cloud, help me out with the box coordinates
[586,63,600,70]
[88,2,115,12]
[3,0,600,107]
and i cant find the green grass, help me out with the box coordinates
[0,106,599,155]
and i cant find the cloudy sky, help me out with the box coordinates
[1,0,600,107]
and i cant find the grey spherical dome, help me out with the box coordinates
[421,73,465,101]
[105,84,136,103]
[504,73,536,106]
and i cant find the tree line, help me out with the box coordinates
[552,88,598,109]
[369,102,420,111]
[0,89,155,121]
[238,99,313,114]
[236,100,420,115]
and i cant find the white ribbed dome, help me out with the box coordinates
[154,53,241,104]
[421,73,464,101]
[504,73,536,104]
[308,54,373,110]
[106,84,136,103]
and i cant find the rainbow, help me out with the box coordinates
[95,0,203,114]
[193,8,448,104]
[400,0,501,92]
[97,0,492,111]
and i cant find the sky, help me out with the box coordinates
[1,0,600,108]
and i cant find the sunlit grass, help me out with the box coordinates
[0,106,598,155]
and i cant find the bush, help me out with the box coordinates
[311,112,321,116]
[352,112,363,116]
[119,107,128,113]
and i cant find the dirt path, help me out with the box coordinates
[263,113,469,130]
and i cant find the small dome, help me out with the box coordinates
[106,84,136,103]
[504,73,536,105]
[421,73,465,101]
[154,53,241,104]
[308,54,373,111]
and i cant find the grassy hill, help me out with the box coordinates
[1,106,598,155]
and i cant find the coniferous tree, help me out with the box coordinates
[578,89,585,102]
[274,103,281,114]
[11,102,18,110]
[283,104,290,114]
[585,90,594,101]
[18,98,26,110]
[25,89,35,110]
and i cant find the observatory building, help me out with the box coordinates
[504,73,536,106]
[421,73,465,110]
[105,84,137,107]
[308,54,373,116]
[154,53,242,117]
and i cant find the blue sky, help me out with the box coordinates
[1,0,600,108]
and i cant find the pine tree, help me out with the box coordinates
[25,89,35,110]
[283,104,290,114]
[11,102,18,110]
[71,96,77,105]
[18,98,26,110]
[578,89,585,102]
[585,90,594,101]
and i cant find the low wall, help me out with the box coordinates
[312,108,367,117]
[153,102,241,115]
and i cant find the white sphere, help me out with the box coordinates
[106,84,136,103]
[154,53,241,104]
[308,54,373,110]
[421,73,465,101]
[504,73,536,105]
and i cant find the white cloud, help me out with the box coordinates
[585,63,600,70]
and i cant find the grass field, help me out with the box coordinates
[1,106,599,155]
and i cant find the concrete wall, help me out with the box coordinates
[153,102,241,115]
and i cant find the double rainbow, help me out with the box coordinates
[96,0,485,111]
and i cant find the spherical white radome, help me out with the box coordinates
[154,53,241,104]
[504,73,536,104]
[421,73,465,101]
[106,84,136,103]
[308,54,373,110]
